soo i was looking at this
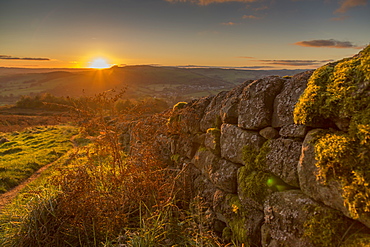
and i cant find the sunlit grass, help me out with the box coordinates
[0,125,77,193]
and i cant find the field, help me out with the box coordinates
[0,125,77,193]
[0,102,223,246]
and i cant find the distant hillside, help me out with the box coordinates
[0,65,308,105]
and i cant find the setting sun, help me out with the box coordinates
[88,58,111,69]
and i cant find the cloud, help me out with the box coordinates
[242,14,261,19]
[294,39,361,48]
[258,59,334,66]
[0,55,50,61]
[335,0,367,13]
[221,21,239,25]
[165,0,257,6]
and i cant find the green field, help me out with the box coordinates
[0,125,77,193]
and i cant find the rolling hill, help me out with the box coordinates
[0,65,307,105]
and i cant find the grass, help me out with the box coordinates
[0,90,224,246]
[0,134,223,246]
[0,125,77,193]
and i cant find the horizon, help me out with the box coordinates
[1,0,369,70]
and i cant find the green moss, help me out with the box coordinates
[255,141,270,171]
[225,194,249,245]
[222,227,232,242]
[242,145,258,172]
[242,141,270,172]
[303,206,350,247]
[342,233,370,247]
[238,168,271,204]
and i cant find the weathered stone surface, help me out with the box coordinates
[171,133,200,160]
[263,138,302,187]
[272,71,312,127]
[262,190,353,247]
[209,159,241,193]
[192,148,220,175]
[200,91,228,132]
[192,148,240,193]
[298,130,370,228]
[214,193,264,245]
[298,130,346,210]
[193,173,217,205]
[220,123,265,164]
[238,76,285,130]
[259,127,279,140]
[279,123,307,138]
[171,96,212,134]
[204,128,220,154]
[220,80,253,124]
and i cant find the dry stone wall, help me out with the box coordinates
[124,60,370,246]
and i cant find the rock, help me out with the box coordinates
[171,133,201,160]
[298,130,370,228]
[192,148,220,176]
[262,138,302,187]
[200,91,228,132]
[220,123,266,164]
[272,71,312,127]
[220,80,253,124]
[238,76,285,130]
[279,123,307,138]
[169,96,212,135]
[192,148,241,193]
[262,190,354,247]
[193,173,217,206]
[215,193,264,245]
[204,128,221,155]
[259,127,279,140]
[209,159,241,194]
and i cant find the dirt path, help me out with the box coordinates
[0,136,78,213]
[0,161,55,213]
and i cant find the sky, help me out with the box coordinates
[0,0,369,69]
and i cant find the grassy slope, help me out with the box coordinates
[0,125,77,193]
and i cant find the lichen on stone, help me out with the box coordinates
[294,45,370,220]
[294,45,370,127]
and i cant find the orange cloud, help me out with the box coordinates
[165,0,257,5]
[221,21,239,25]
[335,0,367,13]
[242,14,261,19]
[294,39,361,49]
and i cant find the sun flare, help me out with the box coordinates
[88,58,111,69]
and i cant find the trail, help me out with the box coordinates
[0,135,79,213]
[0,161,55,213]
